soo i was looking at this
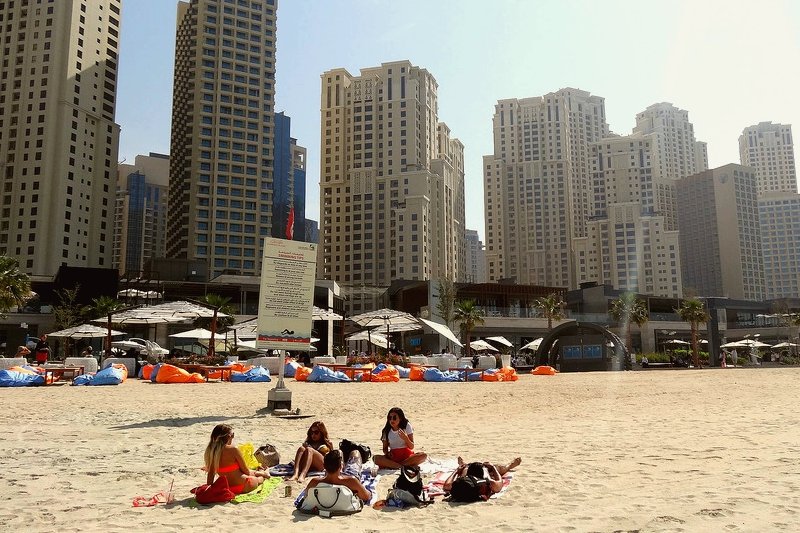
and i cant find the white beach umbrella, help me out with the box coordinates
[312,306,344,321]
[347,331,389,349]
[520,338,544,351]
[419,318,463,347]
[486,336,513,347]
[771,342,798,349]
[664,339,690,345]
[469,340,499,352]
[169,328,214,339]
[48,323,126,338]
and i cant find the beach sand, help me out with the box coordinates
[2,367,799,532]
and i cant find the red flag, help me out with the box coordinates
[286,206,295,240]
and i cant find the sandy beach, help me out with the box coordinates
[2,367,799,532]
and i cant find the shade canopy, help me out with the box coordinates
[771,342,798,349]
[313,305,344,321]
[169,328,214,339]
[350,308,421,331]
[469,340,499,352]
[520,338,544,351]
[346,331,389,349]
[486,335,513,347]
[48,323,125,338]
[95,300,228,326]
[419,318,463,347]
[664,339,690,345]
[721,339,772,348]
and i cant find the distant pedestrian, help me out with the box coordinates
[34,334,51,364]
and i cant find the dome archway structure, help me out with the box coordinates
[535,321,630,372]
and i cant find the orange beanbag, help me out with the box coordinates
[481,367,518,382]
[531,365,557,375]
[112,364,129,382]
[154,364,205,383]
[409,365,425,381]
[294,365,311,381]
[9,366,38,375]
[141,364,155,380]
[371,365,400,383]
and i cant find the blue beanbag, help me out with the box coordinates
[423,368,461,382]
[307,364,351,382]
[0,369,45,387]
[230,366,272,382]
[73,365,126,386]
[468,371,483,381]
[150,363,163,382]
[395,365,410,379]
[73,373,93,386]
[284,361,300,378]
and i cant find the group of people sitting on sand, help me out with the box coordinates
[203,406,520,504]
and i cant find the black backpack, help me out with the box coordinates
[448,475,491,502]
[391,465,432,506]
[339,439,372,462]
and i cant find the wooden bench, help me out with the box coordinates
[42,366,85,385]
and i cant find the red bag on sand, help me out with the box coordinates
[294,366,311,381]
[191,475,235,504]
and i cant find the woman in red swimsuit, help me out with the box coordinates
[204,424,270,494]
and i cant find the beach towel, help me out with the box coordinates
[238,442,261,470]
[269,462,324,478]
[192,475,236,505]
[231,476,282,504]
[293,468,381,507]
[424,470,514,499]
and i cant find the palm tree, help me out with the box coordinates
[89,296,125,356]
[533,292,565,331]
[435,279,456,351]
[609,292,649,354]
[0,256,31,317]
[453,299,485,357]
[677,298,709,368]
[199,294,236,359]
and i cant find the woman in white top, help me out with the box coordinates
[374,407,427,469]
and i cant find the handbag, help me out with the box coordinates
[254,444,280,468]
[297,483,363,517]
[339,439,372,462]
[390,465,432,506]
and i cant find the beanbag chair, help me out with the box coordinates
[154,364,205,384]
[284,361,300,378]
[482,367,518,382]
[531,365,557,375]
[149,363,163,382]
[423,367,461,382]
[307,364,351,382]
[409,365,425,381]
[192,475,235,505]
[371,364,400,383]
[294,365,311,381]
[74,364,128,386]
[140,364,155,380]
[230,366,271,382]
[395,365,410,379]
[0,369,45,387]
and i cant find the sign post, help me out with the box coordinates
[257,238,317,410]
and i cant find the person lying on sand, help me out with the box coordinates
[443,456,522,496]
[204,424,270,495]
[305,449,372,503]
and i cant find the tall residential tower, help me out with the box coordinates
[0,0,122,275]
[739,122,796,194]
[318,61,466,313]
[167,0,278,277]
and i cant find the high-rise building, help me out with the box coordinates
[304,219,319,244]
[758,192,800,299]
[0,0,122,276]
[676,164,765,300]
[114,153,169,275]
[318,61,466,314]
[272,112,306,240]
[574,134,682,296]
[739,122,796,194]
[167,0,278,278]
[632,103,708,231]
[465,229,487,284]
[484,88,608,287]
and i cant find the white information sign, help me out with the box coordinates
[257,238,317,351]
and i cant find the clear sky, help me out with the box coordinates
[117,0,800,240]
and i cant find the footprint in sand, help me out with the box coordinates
[697,508,728,518]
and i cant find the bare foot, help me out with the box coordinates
[457,456,465,466]
[508,457,521,470]
[287,475,298,482]
[297,476,306,484]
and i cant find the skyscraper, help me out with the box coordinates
[272,112,306,241]
[676,164,765,300]
[465,229,487,284]
[318,61,466,314]
[0,0,122,275]
[114,153,169,275]
[167,0,277,277]
[484,89,608,287]
[759,192,800,299]
[739,122,796,194]
[574,134,682,296]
